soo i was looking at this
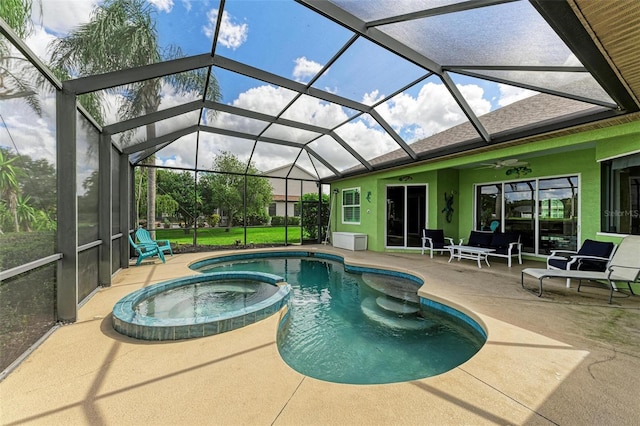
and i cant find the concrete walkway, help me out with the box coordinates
[1,246,639,425]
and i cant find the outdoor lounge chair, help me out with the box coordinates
[421,229,454,258]
[135,228,173,256]
[547,239,617,287]
[521,235,640,303]
[128,235,166,266]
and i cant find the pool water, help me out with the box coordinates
[135,280,280,320]
[197,256,485,384]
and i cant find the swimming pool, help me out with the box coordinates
[192,252,486,384]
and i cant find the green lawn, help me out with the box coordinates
[155,226,302,246]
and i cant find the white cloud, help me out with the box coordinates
[373,82,491,142]
[181,0,192,12]
[361,90,384,106]
[1,96,57,166]
[292,57,323,82]
[231,85,297,115]
[38,1,97,35]
[24,26,57,63]
[148,0,174,13]
[203,9,248,50]
[497,84,537,107]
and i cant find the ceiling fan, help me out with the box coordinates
[477,159,528,169]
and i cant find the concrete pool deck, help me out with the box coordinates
[1,246,639,425]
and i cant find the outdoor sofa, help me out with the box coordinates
[460,230,522,267]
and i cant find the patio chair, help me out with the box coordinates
[521,235,640,303]
[547,239,617,287]
[135,228,173,256]
[421,229,454,258]
[128,235,166,266]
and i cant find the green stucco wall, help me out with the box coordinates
[330,120,640,252]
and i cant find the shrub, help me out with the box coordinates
[270,216,300,226]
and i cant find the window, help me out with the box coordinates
[476,175,579,254]
[268,203,276,216]
[342,187,360,224]
[602,153,640,235]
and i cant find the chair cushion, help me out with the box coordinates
[423,229,445,245]
[578,239,614,258]
[490,232,510,248]
[468,231,493,247]
[548,257,569,270]
[578,259,609,272]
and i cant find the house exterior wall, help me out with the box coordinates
[267,165,318,218]
[330,120,640,255]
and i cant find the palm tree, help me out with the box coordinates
[0,149,22,232]
[48,0,220,237]
[15,193,35,231]
[0,0,42,114]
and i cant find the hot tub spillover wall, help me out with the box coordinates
[112,272,291,340]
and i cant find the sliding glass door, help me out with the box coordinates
[538,177,578,254]
[505,180,536,253]
[475,175,579,255]
[386,185,427,248]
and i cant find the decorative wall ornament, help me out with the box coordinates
[398,175,412,181]
[506,165,532,177]
[442,192,454,223]
[366,191,372,203]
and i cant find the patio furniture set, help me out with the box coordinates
[422,229,638,303]
[421,229,522,268]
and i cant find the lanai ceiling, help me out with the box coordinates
[9,0,640,182]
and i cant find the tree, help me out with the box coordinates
[199,152,272,231]
[15,193,35,232]
[0,149,22,232]
[299,192,330,240]
[156,194,178,221]
[0,0,42,114]
[156,169,199,230]
[48,0,220,236]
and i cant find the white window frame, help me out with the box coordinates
[342,187,361,224]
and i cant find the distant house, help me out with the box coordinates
[264,164,318,218]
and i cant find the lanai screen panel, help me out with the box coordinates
[261,124,321,145]
[196,134,255,171]
[252,143,303,174]
[204,110,269,136]
[334,114,410,164]
[311,37,427,106]
[307,135,363,173]
[280,95,360,129]
[458,69,616,106]
[373,74,473,146]
[94,70,209,128]
[215,0,352,83]
[210,67,299,116]
[112,110,201,152]
[329,0,468,22]
[373,1,578,67]
[153,133,198,169]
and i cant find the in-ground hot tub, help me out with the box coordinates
[112,271,290,340]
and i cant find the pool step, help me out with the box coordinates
[375,296,419,314]
[361,273,420,303]
[360,297,430,330]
